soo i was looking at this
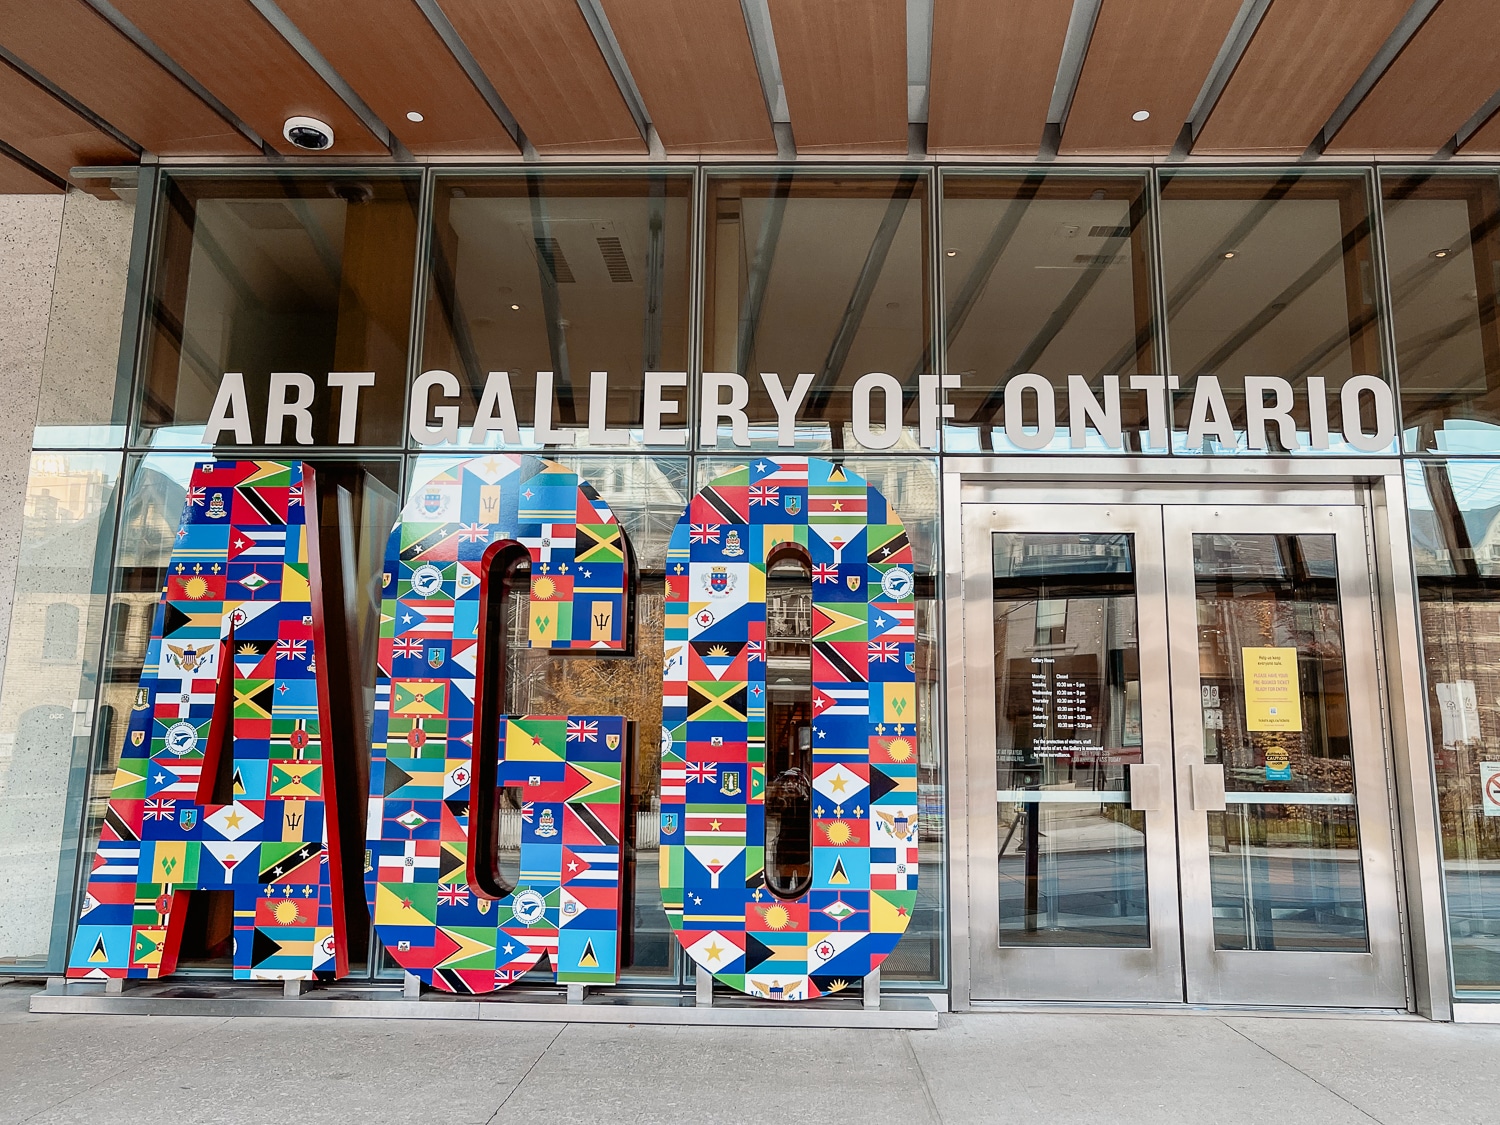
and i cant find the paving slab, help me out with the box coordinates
[6,982,1500,1125]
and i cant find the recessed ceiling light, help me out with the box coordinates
[1221,251,1237,260]
[945,248,958,257]
[1131,110,1150,122]
[1431,248,1451,259]
[406,111,424,123]
[510,303,521,310]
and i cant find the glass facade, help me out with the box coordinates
[4,162,1500,1007]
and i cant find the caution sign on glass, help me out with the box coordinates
[1481,762,1500,818]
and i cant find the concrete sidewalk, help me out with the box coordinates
[2,981,1496,1124]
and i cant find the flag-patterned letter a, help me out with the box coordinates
[68,461,348,982]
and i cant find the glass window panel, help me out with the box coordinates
[0,452,120,970]
[941,173,1157,453]
[1381,174,1500,454]
[1192,532,1368,952]
[991,532,1147,947]
[83,453,401,974]
[1406,459,1500,993]
[418,174,693,451]
[33,189,136,448]
[702,175,930,452]
[136,174,420,449]
[1159,173,1389,454]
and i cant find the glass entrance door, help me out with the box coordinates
[961,496,1407,1007]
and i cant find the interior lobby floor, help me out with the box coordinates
[2,981,1496,1124]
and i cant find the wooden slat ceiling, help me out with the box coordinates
[1195,0,1411,155]
[0,150,62,193]
[927,0,1072,154]
[7,0,1500,193]
[769,0,908,154]
[0,61,134,180]
[442,0,645,154]
[602,0,773,154]
[1328,0,1500,155]
[0,0,254,156]
[276,0,518,156]
[1061,0,1243,156]
[110,0,386,157]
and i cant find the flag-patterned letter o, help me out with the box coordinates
[69,460,347,982]
[661,457,919,1001]
[368,455,629,993]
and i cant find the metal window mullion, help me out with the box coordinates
[402,166,438,452]
[1366,162,1406,447]
[1146,165,1175,453]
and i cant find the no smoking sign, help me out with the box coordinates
[1483,762,1500,818]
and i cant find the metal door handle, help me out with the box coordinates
[1129,763,1163,812]
[1191,763,1226,811]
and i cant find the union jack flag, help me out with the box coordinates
[275,638,308,661]
[870,640,903,663]
[186,486,206,507]
[686,762,719,784]
[393,637,424,658]
[437,883,470,907]
[749,485,779,506]
[566,719,598,742]
[144,798,176,821]
[458,523,490,543]
[689,523,720,544]
[289,485,303,507]
[812,563,839,583]
[520,801,534,823]
[746,640,764,662]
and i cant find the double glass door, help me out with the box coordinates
[961,492,1406,1007]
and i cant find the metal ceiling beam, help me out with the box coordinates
[84,0,267,152]
[1179,0,1275,155]
[0,46,141,157]
[1313,0,1442,155]
[575,0,658,155]
[739,0,793,154]
[247,0,399,154]
[1042,0,1103,155]
[416,0,527,153]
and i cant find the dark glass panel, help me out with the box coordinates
[702,174,930,451]
[138,174,420,449]
[1381,174,1500,453]
[1159,173,1389,454]
[942,174,1157,453]
[419,173,693,450]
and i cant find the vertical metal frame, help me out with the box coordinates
[1368,465,1453,1019]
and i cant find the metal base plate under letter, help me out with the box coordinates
[28,980,939,1030]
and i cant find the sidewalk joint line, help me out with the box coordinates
[1219,1018,1385,1124]
[484,1021,567,1124]
[900,1028,944,1124]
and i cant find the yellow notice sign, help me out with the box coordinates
[1242,647,1302,732]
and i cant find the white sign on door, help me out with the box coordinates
[1436,680,1481,747]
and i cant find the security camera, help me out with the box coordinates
[283,116,334,151]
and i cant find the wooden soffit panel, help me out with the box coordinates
[1061,0,1243,156]
[927,0,1072,154]
[0,0,253,155]
[0,62,134,178]
[769,0,907,154]
[1196,0,1410,155]
[440,0,645,154]
[277,0,517,155]
[0,150,62,192]
[111,0,386,157]
[601,0,772,154]
[1329,0,1500,154]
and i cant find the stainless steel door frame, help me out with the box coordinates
[945,458,1449,1017]
[1162,503,1407,1007]
[962,504,1183,1002]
